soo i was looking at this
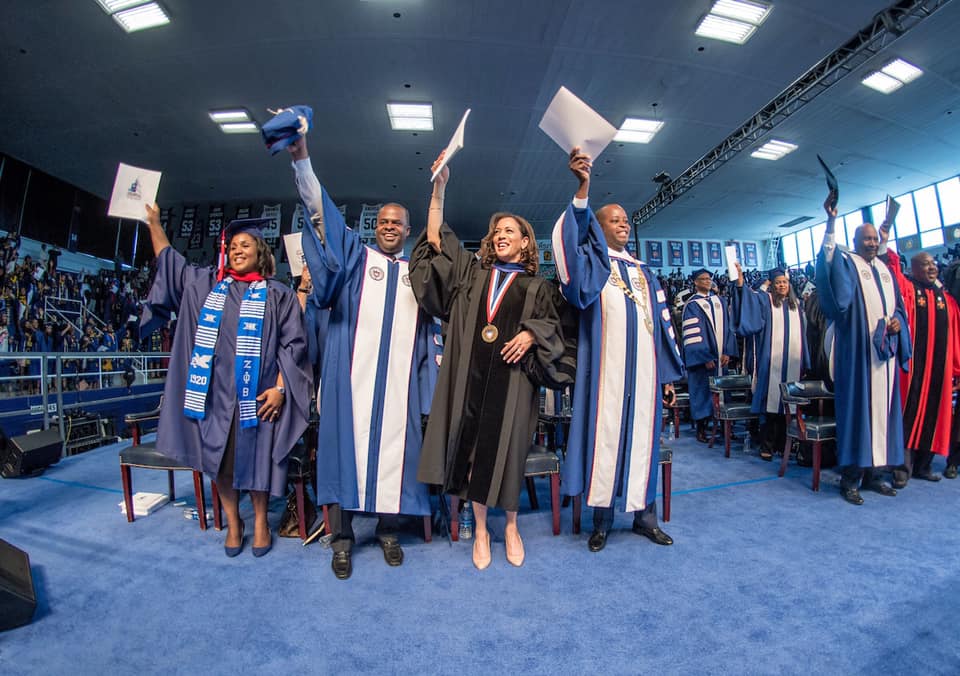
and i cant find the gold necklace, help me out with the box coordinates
[610,269,654,334]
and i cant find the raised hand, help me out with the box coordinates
[431,150,449,189]
[287,136,308,161]
[569,146,592,187]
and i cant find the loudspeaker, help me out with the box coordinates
[1,429,61,478]
[0,539,37,631]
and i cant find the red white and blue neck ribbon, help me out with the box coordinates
[486,267,519,323]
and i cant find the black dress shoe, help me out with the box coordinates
[632,525,674,546]
[380,539,404,566]
[913,471,942,482]
[866,481,897,497]
[587,530,608,552]
[842,487,864,505]
[332,551,352,580]
[944,465,958,479]
[892,477,908,489]
[696,430,709,444]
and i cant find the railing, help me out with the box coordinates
[43,295,109,336]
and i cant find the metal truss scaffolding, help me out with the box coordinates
[631,0,955,228]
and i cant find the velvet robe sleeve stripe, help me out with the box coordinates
[561,247,680,512]
[815,245,908,468]
[550,203,611,310]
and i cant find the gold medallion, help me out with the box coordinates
[481,324,499,343]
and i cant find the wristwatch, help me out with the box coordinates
[275,386,286,396]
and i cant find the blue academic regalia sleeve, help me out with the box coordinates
[721,301,739,357]
[294,160,364,310]
[681,302,716,368]
[891,275,912,371]
[271,286,313,464]
[815,243,854,321]
[648,269,684,383]
[551,203,611,310]
[139,247,213,338]
[731,284,765,337]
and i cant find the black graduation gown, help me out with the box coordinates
[409,225,574,511]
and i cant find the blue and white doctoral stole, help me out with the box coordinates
[763,295,803,414]
[684,293,725,374]
[849,252,898,467]
[350,247,420,514]
[586,249,663,512]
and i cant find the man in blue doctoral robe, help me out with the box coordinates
[285,135,437,579]
[555,148,684,551]
[682,269,738,443]
[730,265,808,459]
[815,192,910,504]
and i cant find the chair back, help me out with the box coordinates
[709,374,752,392]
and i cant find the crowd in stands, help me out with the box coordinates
[0,234,172,394]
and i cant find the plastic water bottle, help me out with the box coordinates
[182,507,213,521]
[743,434,752,454]
[459,501,474,540]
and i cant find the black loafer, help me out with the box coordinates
[867,481,897,497]
[380,539,404,567]
[944,465,958,479]
[587,530,608,552]
[913,472,942,482]
[842,488,864,505]
[332,551,352,580]
[633,525,674,546]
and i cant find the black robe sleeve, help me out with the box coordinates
[409,224,478,321]
[520,279,578,389]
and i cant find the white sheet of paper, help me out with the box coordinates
[108,163,161,221]
[724,245,740,280]
[431,109,471,181]
[283,232,305,277]
[885,194,901,224]
[538,86,618,160]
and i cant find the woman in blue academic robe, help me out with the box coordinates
[140,204,311,557]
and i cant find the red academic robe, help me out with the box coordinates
[887,249,960,455]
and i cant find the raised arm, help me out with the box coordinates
[427,152,448,253]
[144,203,171,257]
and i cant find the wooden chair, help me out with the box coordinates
[119,398,221,531]
[709,374,758,457]
[569,448,673,532]
[779,381,836,492]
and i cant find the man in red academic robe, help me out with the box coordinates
[881,225,960,486]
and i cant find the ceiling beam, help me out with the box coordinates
[631,0,956,228]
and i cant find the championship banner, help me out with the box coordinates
[537,239,553,264]
[667,240,684,267]
[160,208,173,239]
[626,241,638,257]
[260,204,282,247]
[207,205,224,238]
[291,203,309,232]
[688,240,703,266]
[178,207,196,238]
[899,234,921,253]
[743,242,758,268]
[540,264,557,280]
[357,203,382,246]
[645,241,663,267]
[235,205,252,220]
[188,220,204,250]
[707,241,722,267]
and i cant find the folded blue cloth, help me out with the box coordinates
[261,105,313,155]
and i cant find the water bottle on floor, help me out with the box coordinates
[459,501,474,540]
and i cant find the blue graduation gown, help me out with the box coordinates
[142,248,311,496]
[731,284,808,414]
[682,292,738,420]
[553,203,684,512]
[294,158,435,516]
[815,239,910,468]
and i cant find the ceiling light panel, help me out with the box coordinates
[710,0,772,25]
[112,3,170,33]
[749,139,797,160]
[387,102,434,131]
[615,117,664,144]
[695,15,757,44]
[881,58,923,83]
[219,122,259,134]
[861,71,904,94]
[208,110,251,123]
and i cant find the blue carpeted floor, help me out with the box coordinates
[1,429,959,675]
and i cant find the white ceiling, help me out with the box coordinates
[2,0,959,242]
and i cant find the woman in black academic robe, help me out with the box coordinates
[409,153,574,569]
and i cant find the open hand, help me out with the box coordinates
[257,387,285,422]
[502,330,535,365]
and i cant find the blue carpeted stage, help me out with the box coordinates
[1,431,958,674]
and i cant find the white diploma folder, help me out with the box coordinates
[724,245,740,280]
[108,163,161,221]
[538,86,618,160]
[284,232,306,277]
[431,109,471,181]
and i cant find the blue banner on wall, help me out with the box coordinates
[668,240,684,267]
[645,241,663,267]
[707,241,722,267]
[743,242,758,268]
[688,241,703,266]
